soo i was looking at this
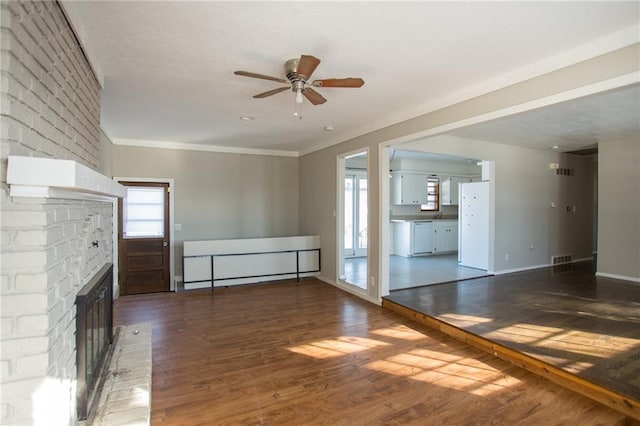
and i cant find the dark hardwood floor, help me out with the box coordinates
[114,277,635,425]
[384,261,640,420]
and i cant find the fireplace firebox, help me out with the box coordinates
[75,263,114,421]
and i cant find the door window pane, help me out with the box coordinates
[358,178,368,249]
[124,187,165,238]
[344,177,354,251]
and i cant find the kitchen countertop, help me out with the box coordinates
[390,215,458,222]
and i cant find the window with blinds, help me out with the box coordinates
[123,186,165,238]
[420,177,440,211]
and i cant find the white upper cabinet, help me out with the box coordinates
[441,176,480,205]
[441,177,462,205]
[391,172,428,205]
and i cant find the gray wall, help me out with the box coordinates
[598,136,640,279]
[401,135,596,272]
[111,145,299,277]
[299,44,639,301]
[300,140,381,300]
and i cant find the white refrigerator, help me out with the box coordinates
[459,181,489,270]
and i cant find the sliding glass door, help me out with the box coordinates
[344,172,368,257]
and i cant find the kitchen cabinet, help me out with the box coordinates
[391,172,428,205]
[433,220,458,253]
[441,177,461,205]
[441,176,481,205]
[392,220,458,256]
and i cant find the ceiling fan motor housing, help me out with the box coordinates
[285,58,304,82]
[285,58,308,93]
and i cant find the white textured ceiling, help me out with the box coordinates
[450,84,640,151]
[63,1,640,155]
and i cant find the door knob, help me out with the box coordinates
[163,241,168,247]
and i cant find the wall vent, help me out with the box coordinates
[551,254,573,265]
[555,168,574,176]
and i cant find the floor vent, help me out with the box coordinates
[551,254,573,265]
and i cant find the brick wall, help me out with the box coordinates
[0,1,110,424]
[0,1,100,168]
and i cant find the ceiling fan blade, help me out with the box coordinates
[302,87,327,105]
[234,70,288,84]
[296,55,321,79]
[253,87,290,98]
[312,78,365,88]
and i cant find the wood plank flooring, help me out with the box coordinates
[114,278,636,425]
[384,261,640,420]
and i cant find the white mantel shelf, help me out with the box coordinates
[6,156,126,201]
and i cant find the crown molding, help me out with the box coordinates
[112,138,300,158]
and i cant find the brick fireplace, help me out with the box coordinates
[2,154,126,425]
[0,2,122,424]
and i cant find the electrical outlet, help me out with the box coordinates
[505,254,510,261]
[529,245,535,250]
[369,276,375,288]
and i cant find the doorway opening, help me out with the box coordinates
[386,150,492,291]
[338,150,368,290]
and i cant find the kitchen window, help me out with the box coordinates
[420,177,440,211]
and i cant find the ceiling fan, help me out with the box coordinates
[234,55,364,107]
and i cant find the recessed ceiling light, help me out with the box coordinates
[552,145,559,150]
[324,125,334,131]
[240,116,255,121]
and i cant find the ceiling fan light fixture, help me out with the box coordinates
[293,98,302,119]
[295,88,304,104]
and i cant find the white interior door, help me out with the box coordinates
[459,181,489,270]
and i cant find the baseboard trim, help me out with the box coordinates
[494,263,550,275]
[495,258,593,276]
[596,272,640,283]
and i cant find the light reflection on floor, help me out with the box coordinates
[287,324,522,397]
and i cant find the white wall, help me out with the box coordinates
[99,130,113,177]
[111,145,300,278]
[392,156,481,176]
[598,136,640,280]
